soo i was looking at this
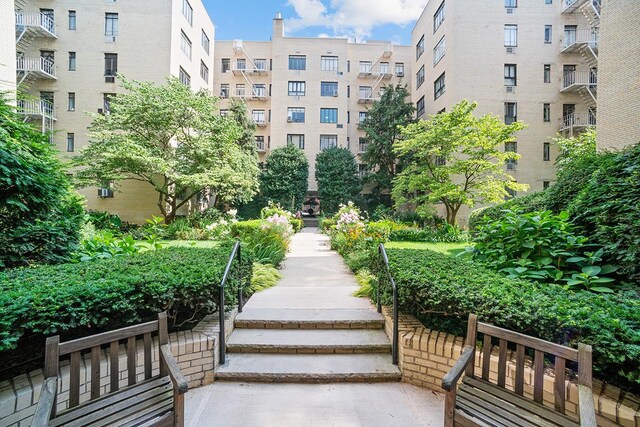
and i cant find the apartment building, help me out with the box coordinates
[412,0,600,222]
[13,0,215,223]
[1,1,17,95]
[214,15,413,191]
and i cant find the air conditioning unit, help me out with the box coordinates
[97,108,104,114]
[332,91,339,97]
[396,72,404,77]
[506,47,516,54]
[98,188,113,198]
[287,117,293,123]
[506,86,515,93]
[337,71,344,76]
[506,8,514,14]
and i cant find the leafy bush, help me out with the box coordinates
[471,210,617,292]
[315,147,362,215]
[290,219,303,232]
[568,143,640,283]
[468,191,550,233]
[250,263,282,292]
[319,218,335,231]
[389,225,469,243]
[74,231,143,261]
[231,216,293,266]
[260,145,309,212]
[86,211,123,232]
[0,245,253,351]
[0,97,84,268]
[371,248,640,390]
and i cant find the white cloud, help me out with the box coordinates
[285,0,429,41]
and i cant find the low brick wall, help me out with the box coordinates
[0,310,236,427]
[382,307,640,427]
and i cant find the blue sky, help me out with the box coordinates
[203,0,429,45]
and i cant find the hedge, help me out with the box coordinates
[372,248,640,390]
[290,219,304,232]
[0,245,253,352]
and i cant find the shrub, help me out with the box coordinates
[319,218,335,232]
[86,211,123,232]
[290,219,304,232]
[468,191,549,233]
[260,145,309,212]
[0,245,253,351]
[74,231,143,261]
[250,263,282,292]
[315,147,362,215]
[389,225,469,243]
[371,248,640,390]
[231,217,293,266]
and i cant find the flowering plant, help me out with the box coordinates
[334,202,364,233]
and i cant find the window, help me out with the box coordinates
[545,0,552,3]
[358,163,368,178]
[236,58,246,70]
[359,86,373,100]
[563,25,577,48]
[543,103,551,122]
[358,137,368,153]
[320,135,338,150]
[321,81,338,97]
[434,72,445,99]
[252,110,265,124]
[435,155,446,166]
[200,61,209,82]
[417,96,425,117]
[104,53,117,83]
[320,108,338,123]
[504,102,517,124]
[255,136,265,151]
[181,31,192,59]
[416,35,425,60]
[433,1,445,33]
[544,64,551,83]
[505,141,517,170]
[543,142,551,161]
[433,36,445,66]
[66,133,75,152]
[182,0,193,26]
[220,84,229,98]
[235,84,245,96]
[68,52,76,71]
[287,107,305,123]
[504,64,517,86]
[220,109,228,117]
[504,24,518,47]
[506,187,517,199]
[40,8,54,33]
[289,55,306,70]
[287,134,305,149]
[68,11,76,30]
[505,0,517,7]
[395,62,405,77]
[201,30,210,54]
[105,13,118,36]
[416,65,425,88]
[321,56,338,71]
[254,59,267,70]
[288,81,305,96]
[544,25,553,44]
[253,84,266,97]
[359,112,368,124]
[179,67,190,87]
[103,93,115,114]
[67,92,75,111]
[543,180,550,189]
[221,58,230,73]
[380,62,389,74]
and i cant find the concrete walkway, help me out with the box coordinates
[184,228,444,426]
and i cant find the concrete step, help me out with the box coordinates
[226,329,391,354]
[215,353,401,383]
[234,308,385,330]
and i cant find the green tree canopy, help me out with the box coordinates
[73,76,259,223]
[393,100,528,225]
[260,145,309,212]
[315,147,361,215]
[360,83,415,198]
[0,95,84,268]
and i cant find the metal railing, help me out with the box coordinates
[15,12,56,36]
[17,99,54,118]
[16,57,56,77]
[562,112,597,129]
[562,70,597,90]
[218,240,244,365]
[562,29,599,50]
[378,244,398,365]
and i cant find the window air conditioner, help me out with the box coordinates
[97,108,104,114]
[333,91,339,97]
[98,188,113,198]
[287,117,293,123]
[396,72,404,77]
[506,47,516,54]
[506,86,515,93]
[506,8,514,14]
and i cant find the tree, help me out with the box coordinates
[392,100,529,225]
[228,98,257,153]
[74,77,259,223]
[315,147,362,215]
[260,145,309,212]
[0,95,84,268]
[360,83,415,199]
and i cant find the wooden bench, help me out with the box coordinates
[442,314,597,427]
[32,312,188,427]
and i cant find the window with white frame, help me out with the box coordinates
[287,134,305,149]
[359,86,373,99]
[236,58,246,70]
[287,107,305,122]
[255,136,265,151]
[433,1,445,33]
[235,84,245,96]
[182,0,193,26]
[320,134,338,150]
[416,65,425,88]
[105,13,118,36]
[416,35,425,60]
[544,25,553,44]
[252,110,265,124]
[505,0,517,7]
[288,81,305,96]
[220,83,229,98]
[321,56,339,71]
[104,53,117,83]
[68,11,76,30]
[289,55,306,70]
[253,84,266,97]
[359,61,372,73]
[254,59,267,70]
[321,81,338,97]
[504,102,517,124]
[200,61,209,82]
[201,30,210,54]
[434,72,445,99]
[359,112,368,124]
[181,31,192,59]
[67,92,75,111]
[179,67,190,86]
[395,62,405,77]
[68,52,76,71]
[380,62,389,74]
[504,64,517,86]
[221,58,230,73]
[66,133,75,152]
[505,24,518,46]
[433,36,445,66]
[320,108,338,123]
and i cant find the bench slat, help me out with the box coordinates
[127,336,136,386]
[51,377,171,426]
[463,378,579,427]
[554,357,566,414]
[534,350,544,404]
[136,411,174,427]
[91,394,172,427]
[497,339,507,388]
[110,341,119,393]
[91,346,101,400]
[481,336,492,381]
[120,404,173,427]
[58,321,158,356]
[69,351,81,408]
[144,333,153,380]
[458,390,535,427]
[515,344,525,396]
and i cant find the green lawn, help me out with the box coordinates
[385,241,470,256]
[157,240,221,248]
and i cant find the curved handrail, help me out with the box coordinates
[219,240,243,365]
[378,243,399,365]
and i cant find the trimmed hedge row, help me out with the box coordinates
[372,248,640,390]
[0,245,253,351]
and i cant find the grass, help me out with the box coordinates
[385,241,470,257]
[157,240,221,248]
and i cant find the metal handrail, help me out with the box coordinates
[378,243,398,365]
[219,240,243,365]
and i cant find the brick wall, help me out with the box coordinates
[382,308,640,427]
[0,310,236,427]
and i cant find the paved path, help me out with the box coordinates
[185,228,444,426]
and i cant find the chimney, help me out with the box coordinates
[273,12,284,39]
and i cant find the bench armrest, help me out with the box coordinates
[160,344,189,395]
[442,345,475,392]
[31,377,58,427]
[578,384,597,427]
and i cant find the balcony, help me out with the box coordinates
[15,12,57,45]
[562,0,588,13]
[253,118,267,127]
[17,99,55,120]
[560,112,596,135]
[562,29,598,53]
[232,66,269,76]
[357,89,379,104]
[16,57,57,80]
[561,70,597,92]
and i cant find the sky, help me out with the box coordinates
[203,0,429,45]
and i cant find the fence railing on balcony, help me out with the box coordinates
[17,99,55,118]
[562,70,597,90]
[15,12,56,36]
[16,57,56,78]
[562,112,597,130]
[563,29,599,50]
